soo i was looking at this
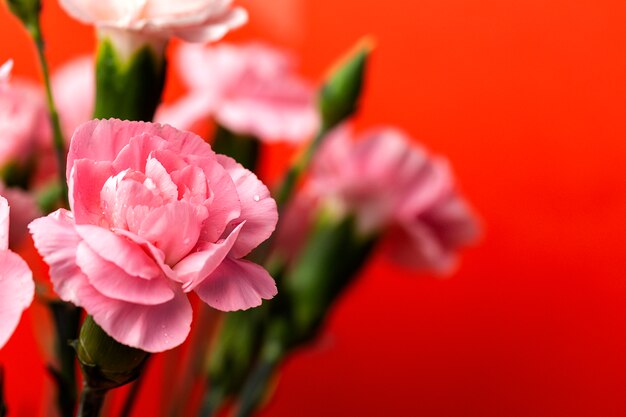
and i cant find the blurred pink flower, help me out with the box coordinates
[0,185,40,248]
[59,0,247,52]
[156,43,319,143]
[283,126,479,273]
[52,56,95,141]
[0,72,51,169]
[0,196,35,349]
[30,119,278,352]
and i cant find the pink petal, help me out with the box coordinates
[217,155,278,258]
[138,201,209,265]
[76,241,174,305]
[0,250,34,348]
[195,156,241,244]
[0,196,9,250]
[174,222,244,292]
[78,283,192,353]
[28,210,87,304]
[74,224,163,279]
[67,119,213,180]
[68,159,115,226]
[112,133,169,172]
[194,257,276,312]
[174,7,248,43]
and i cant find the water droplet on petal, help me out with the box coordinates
[253,195,260,202]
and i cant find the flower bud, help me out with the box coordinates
[318,39,372,131]
[76,316,148,391]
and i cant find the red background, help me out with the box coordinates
[2,0,626,416]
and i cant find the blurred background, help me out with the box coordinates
[2,0,626,416]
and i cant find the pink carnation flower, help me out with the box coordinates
[30,119,278,352]
[283,126,479,273]
[156,43,319,143]
[0,69,51,169]
[59,0,247,49]
[0,196,35,349]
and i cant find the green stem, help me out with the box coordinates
[48,301,81,417]
[76,385,107,417]
[234,357,281,417]
[211,124,260,172]
[167,306,218,417]
[275,125,328,208]
[197,387,225,417]
[30,23,68,205]
[119,370,145,417]
[0,367,7,417]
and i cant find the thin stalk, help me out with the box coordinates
[48,301,81,417]
[76,385,107,417]
[197,387,225,417]
[118,371,146,417]
[167,306,221,417]
[0,367,6,417]
[233,357,280,417]
[30,23,68,205]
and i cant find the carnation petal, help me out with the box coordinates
[138,201,209,265]
[217,155,278,258]
[69,159,115,225]
[74,224,163,279]
[195,257,276,312]
[79,284,192,353]
[28,210,87,304]
[174,222,244,292]
[0,250,34,348]
[76,241,175,305]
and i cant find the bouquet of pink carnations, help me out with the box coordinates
[0,1,479,416]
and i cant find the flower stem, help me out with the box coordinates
[48,301,82,417]
[76,385,107,417]
[233,357,280,417]
[29,22,68,206]
[0,367,7,417]
[118,369,146,417]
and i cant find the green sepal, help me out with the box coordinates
[0,157,35,189]
[76,316,149,391]
[212,124,260,172]
[5,0,41,34]
[208,307,267,397]
[285,212,377,342]
[94,38,166,122]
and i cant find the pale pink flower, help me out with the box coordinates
[283,126,479,273]
[59,0,247,56]
[156,43,319,143]
[29,119,278,352]
[0,196,35,349]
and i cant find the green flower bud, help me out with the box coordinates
[76,316,148,391]
[318,39,373,131]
